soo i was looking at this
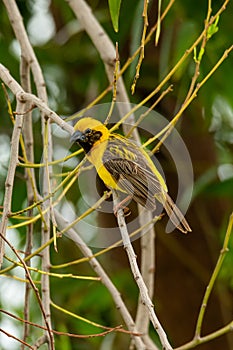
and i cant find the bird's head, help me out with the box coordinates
[70,117,109,153]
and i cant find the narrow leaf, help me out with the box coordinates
[155,0,162,45]
[108,0,122,32]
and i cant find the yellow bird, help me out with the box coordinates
[70,117,191,233]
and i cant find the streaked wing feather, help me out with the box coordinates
[103,138,163,210]
[163,192,192,233]
[102,135,191,233]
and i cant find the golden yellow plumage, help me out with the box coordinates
[71,117,191,233]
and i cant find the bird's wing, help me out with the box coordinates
[102,137,164,210]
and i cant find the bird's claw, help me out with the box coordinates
[114,205,131,217]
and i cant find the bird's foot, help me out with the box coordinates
[114,195,132,217]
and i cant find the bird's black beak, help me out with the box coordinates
[70,130,85,143]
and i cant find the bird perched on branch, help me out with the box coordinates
[70,117,191,233]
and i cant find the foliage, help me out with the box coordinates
[0,0,233,350]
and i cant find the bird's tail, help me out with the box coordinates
[162,192,192,234]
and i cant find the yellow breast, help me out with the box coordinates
[86,140,122,190]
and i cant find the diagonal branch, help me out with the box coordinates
[54,208,147,350]
[0,64,73,134]
[113,191,172,350]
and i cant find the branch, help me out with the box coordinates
[195,212,233,337]
[174,212,233,350]
[66,0,139,138]
[0,102,24,265]
[2,1,53,346]
[66,3,157,340]
[0,64,73,134]
[175,321,233,350]
[0,233,54,348]
[113,191,173,350]
[0,328,34,350]
[3,0,47,100]
[66,0,127,100]
[131,209,157,350]
[53,208,147,350]
[20,55,34,350]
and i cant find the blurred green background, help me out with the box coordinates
[0,0,232,349]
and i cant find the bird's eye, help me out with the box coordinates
[85,128,91,134]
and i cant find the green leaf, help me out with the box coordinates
[207,16,219,40]
[108,0,122,32]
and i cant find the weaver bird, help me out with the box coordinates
[70,117,191,233]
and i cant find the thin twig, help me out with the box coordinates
[104,42,119,125]
[110,0,230,135]
[174,212,233,350]
[4,255,100,281]
[0,64,73,134]
[131,0,149,94]
[65,0,175,123]
[32,335,48,350]
[175,322,233,350]
[66,0,139,139]
[126,84,173,137]
[0,233,54,347]
[0,308,142,337]
[195,213,233,337]
[144,45,233,153]
[0,328,34,350]
[183,0,212,105]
